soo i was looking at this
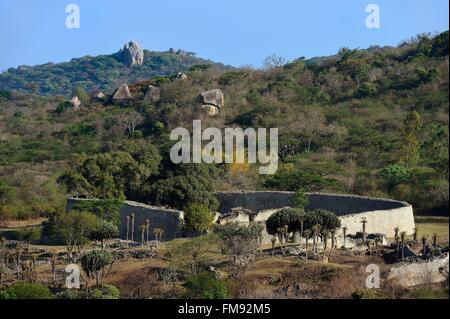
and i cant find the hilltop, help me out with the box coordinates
[0,40,231,97]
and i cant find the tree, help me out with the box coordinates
[265,208,299,236]
[312,224,321,254]
[393,227,400,257]
[432,233,438,248]
[130,213,135,242]
[421,236,428,257]
[145,219,151,242]
[0,181,15,205]
[380,165,411,193]
[80,250,114,287]
[183,203,215,235]
[263,54,287,69]
[402,111,421,167]
[400,231,407,260]
[421,125,449,181]
[290,188,309,209]
[342,226,348,248]
[73,199,124,226]
[139,224,146,245]
[153,228,164,241]
[126,215,130,241]
[90,219,119,250]
[54,211,99,261]
[304,230,311,259]
[215,222,263,277]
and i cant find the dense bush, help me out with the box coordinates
[184,271,228,299]
[0,282,52,299]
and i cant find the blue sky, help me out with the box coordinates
[0,0,448,71]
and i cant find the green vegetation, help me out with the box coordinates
[183,203,215,235]
[0,282,52,299]
[0,31,448,223]
[0,50,229,96]
[184,271,228,299]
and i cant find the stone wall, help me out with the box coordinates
[215,191,415,240]
[67,198,183,241]
[67,191,415,243]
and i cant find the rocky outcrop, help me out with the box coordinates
[118,40,144,66]
[200,89,224,108]
[144,85,160,102]
[199,89,224,116]
[174,72,188,80]
[70,96,81,110]
[200,105,219,116]
[113,84,132,100]
[388,253,449,287]
[95,92,106,100]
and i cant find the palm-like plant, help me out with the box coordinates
[296,213,305,247]
[145,219,150,242]
[312,224,321,254]
[432,233,438,248]
[126,216,130,241]
[394,227,400,254]
[303,230,311,260]
[283,225,289,244]
[276,227,285,252]
[400,231,407,260]
[361,217,368,233]
[421,236,427,257]
[139,224,147,246]
[322,229,330,252]
[130,213,135,242]
[342,227,348,248]
[270,237,276,256]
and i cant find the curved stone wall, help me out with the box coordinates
[215,191,415,238]
[67,191,415,242]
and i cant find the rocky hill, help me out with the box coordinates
[0,31,448,221]
[0,40,230,97]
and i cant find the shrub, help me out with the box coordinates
[80,250,114,286]
[2,282,52,299]
[184,271,228,299]
[183,203,215,235]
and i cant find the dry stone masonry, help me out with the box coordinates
[68,191,415,244]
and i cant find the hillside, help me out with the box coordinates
[0,41,230,97]
[0,31,448,221]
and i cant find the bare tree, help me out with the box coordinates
[263,54,287,70]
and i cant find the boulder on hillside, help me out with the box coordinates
[95,92,106,100]
[144,85,160,102]
[200,105,219,116]
[174,72,188,80]
[119,40,144,66]
[200,89,224,109]
[113,84,132,100]
[70,96,81,111]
